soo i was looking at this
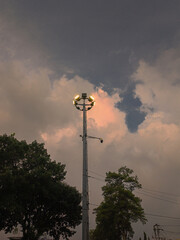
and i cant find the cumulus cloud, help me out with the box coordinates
[128,47,180,236]
[130,46,180,185]
[132,47,180,124]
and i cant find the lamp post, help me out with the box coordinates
[73,93,95,240]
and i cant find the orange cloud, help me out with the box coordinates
[88,88,121,128]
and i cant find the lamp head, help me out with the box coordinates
[73,93,95,111]
[74,95,81,101]
[88,96,95,102]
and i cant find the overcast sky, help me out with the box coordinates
[0,1,180,239]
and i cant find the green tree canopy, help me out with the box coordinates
[92,166,147,240]
[0,134,81,240]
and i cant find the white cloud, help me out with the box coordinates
[132,47,180,124]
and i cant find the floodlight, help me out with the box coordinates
[88,96,94,102]
[74,95,81,101]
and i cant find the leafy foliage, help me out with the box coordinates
[92,166,147,240]
[0,134,81,240]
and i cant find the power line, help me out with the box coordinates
[136,191,179,205]
[164,230,180,234]
[89,172,180,208]
[142,187,180,198]
[89,203,180,223]
[140,188,179,200]
[89,170,105,179]
[89,203,180,221]
[145,213,180,220]
[88,175,105,182]
[160,224,180,227]
[89,169,180,198]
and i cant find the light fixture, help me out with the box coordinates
[74,95,81,101]
[88,96,94,102]
[73,94,95,111]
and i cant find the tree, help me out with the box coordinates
[92,166,147,240]
[0,134,82,240]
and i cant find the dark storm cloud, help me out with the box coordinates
[2,0,180,84]
[117,84,147,132]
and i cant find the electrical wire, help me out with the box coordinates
[89,169,180,198]
[89,169,180,206]
[160,224,180,227]
[88,175,105,182]
[89,170,105,179]
[135,191,179,205]
[145,213,180,220]
[89,174,180,206]
[139,188,179,200]
[164,230,180,235]
[141,187,180,198]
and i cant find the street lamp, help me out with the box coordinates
[73,93,101,240]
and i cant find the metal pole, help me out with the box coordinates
[73,93,97,240]
[82,98,89,240]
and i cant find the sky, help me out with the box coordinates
[0,0,180,239]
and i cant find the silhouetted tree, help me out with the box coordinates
[92,166,147,240]
[0,134,81,240]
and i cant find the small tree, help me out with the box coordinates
[93,166,147,240]
[0,134,81,240]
